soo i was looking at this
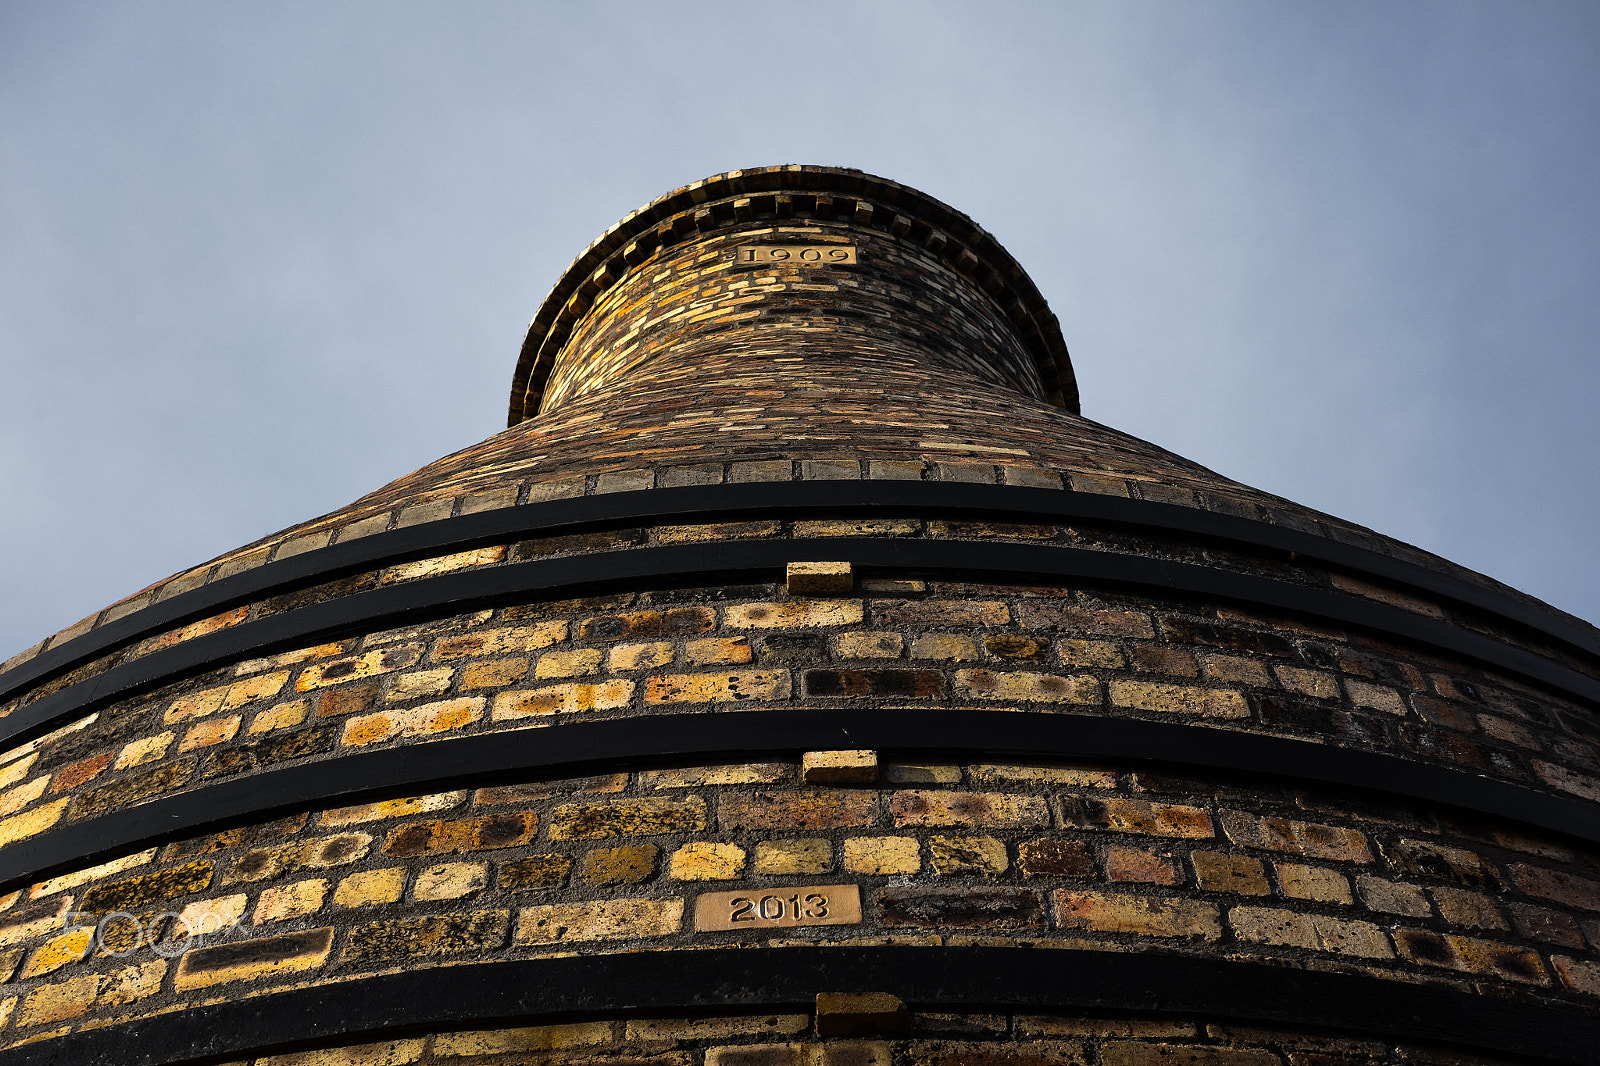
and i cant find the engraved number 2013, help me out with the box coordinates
[728,893,829,922]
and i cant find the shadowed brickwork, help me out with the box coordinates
[0,167,1594,1064]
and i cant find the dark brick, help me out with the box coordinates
[71,758,197,820]
[1160,618,1296,658]
[161,814,309,862]
[81,861,214,912]
[578,607,714,642]
[315,683,381,718]
[719,790,879,831]
[758,634,829,662]
[877,887,1044,929]
[384,813,540,857]
[984,634,1046,660]
[802,668,945,698]
[498,855,573,890]
[343,910,508,964]
[177,927,333,982]
[1381,839,1502,888]
[200,728,335,780]
[513,528,643,559]
[1017,838,1095,878]
[256,573,378,618]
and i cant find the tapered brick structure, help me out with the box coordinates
[1,166,1597,1066]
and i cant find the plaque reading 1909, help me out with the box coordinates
[693,884,863,931]
[736,244,857,265]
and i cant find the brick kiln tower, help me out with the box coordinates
[1,165,1598,1066]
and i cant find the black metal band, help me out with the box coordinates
[2,947,1593,1066]
[7,482,1594,709]
[5,709,1595,896]
[5,532,1598,760]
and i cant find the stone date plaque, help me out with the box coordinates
[694,884,862,931]
[736,244,857,265]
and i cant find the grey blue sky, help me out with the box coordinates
[3,2,1597,659]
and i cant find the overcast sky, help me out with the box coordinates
[3,2,1597,659]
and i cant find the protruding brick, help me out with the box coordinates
[787,561,853,596]
[802,750,878,786]
[815,992,909,1036]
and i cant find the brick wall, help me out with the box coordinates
[0,166,1594,1061]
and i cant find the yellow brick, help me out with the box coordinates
[334,869,407,909]
[173,894,247,941]
[19,927,91,979]
[1109,680,1249,718]
[254,879,328,923]
[223,670,292,710]
[685,637,753,665]
[248,700,309,734]
[1229,906,1392,958]
[929,835,1009,875]
[787,560,854,595]
[0,798,69,848]
[1056,639,1124,668]
[320,792,465,827]
[30,849,156,900]
[955,670,1099,703]
[385,668,454,705]
[515,898,684,944]
[833,631,904,658]
[1055,890,1221,940]
[18,959,165,1027]
[255,1038,426,1066]
[1276,666,1340,699]
[842,836,921,875]
[754,838,833,876]
[432,623,567,662]
[0,776,47,817]
[645,671,791,704]
[340,697,485,747]
[638,764,789,789]
[173,928,333,990]
[0,754,38,791]
[802,750,878,786]
[414,862,488,901]
[461,658,528,688]
[114,731,174,770]
[669,843,746,881]
[1274,863,1352,904]
[910,633,979,660]
[609,642,675,671]
[179,715,241,752]
[1346,680,1407,715]
[163,685,227,725]
[432,1023,613,1056]
[296,646,424,691]
[491,680,634,719]
[535,649,603,679]
[793,519,920,537]
[724,600,865,629]
[383,546,505,584]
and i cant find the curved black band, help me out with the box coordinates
[2,947,1593,1066]
[7,481,1594,709]
[5,533,1597,758]
[5,709,1596,896]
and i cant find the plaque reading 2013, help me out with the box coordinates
[694,884,862,931]
[736,244,857,265]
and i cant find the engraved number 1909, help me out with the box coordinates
[737,245,856,265]
[729,892,830,923]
